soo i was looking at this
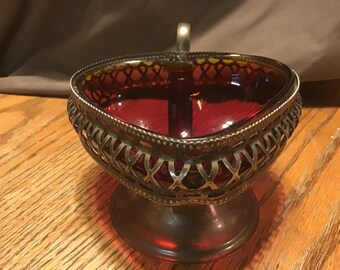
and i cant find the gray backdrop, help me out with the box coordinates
[1,0,340,96]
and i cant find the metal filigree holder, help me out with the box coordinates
[109,24,252,263]
[67,23,301,263]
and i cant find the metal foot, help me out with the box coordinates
[110,186,259,263]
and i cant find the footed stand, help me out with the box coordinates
[68,22,301,264]
[110,186,259,263]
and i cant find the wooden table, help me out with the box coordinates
[0,80,339,270]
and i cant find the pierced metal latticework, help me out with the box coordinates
[68,52,301,205]
[79,53,286,113]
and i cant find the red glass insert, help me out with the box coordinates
[83,59,285,138]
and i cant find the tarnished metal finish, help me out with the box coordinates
[67,52,301,205]
[67,51,301,262]
[69,53,300,152]
[110,185,259,263]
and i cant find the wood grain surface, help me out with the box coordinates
[0,80,339,269]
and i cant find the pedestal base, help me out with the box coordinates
[110,186,259,263]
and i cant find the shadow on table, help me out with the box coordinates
[78,167,285,269]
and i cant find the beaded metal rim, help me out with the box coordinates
[69,52,300,147]
[68,52,301,205]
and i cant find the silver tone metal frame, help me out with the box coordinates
[67,52,301,206]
